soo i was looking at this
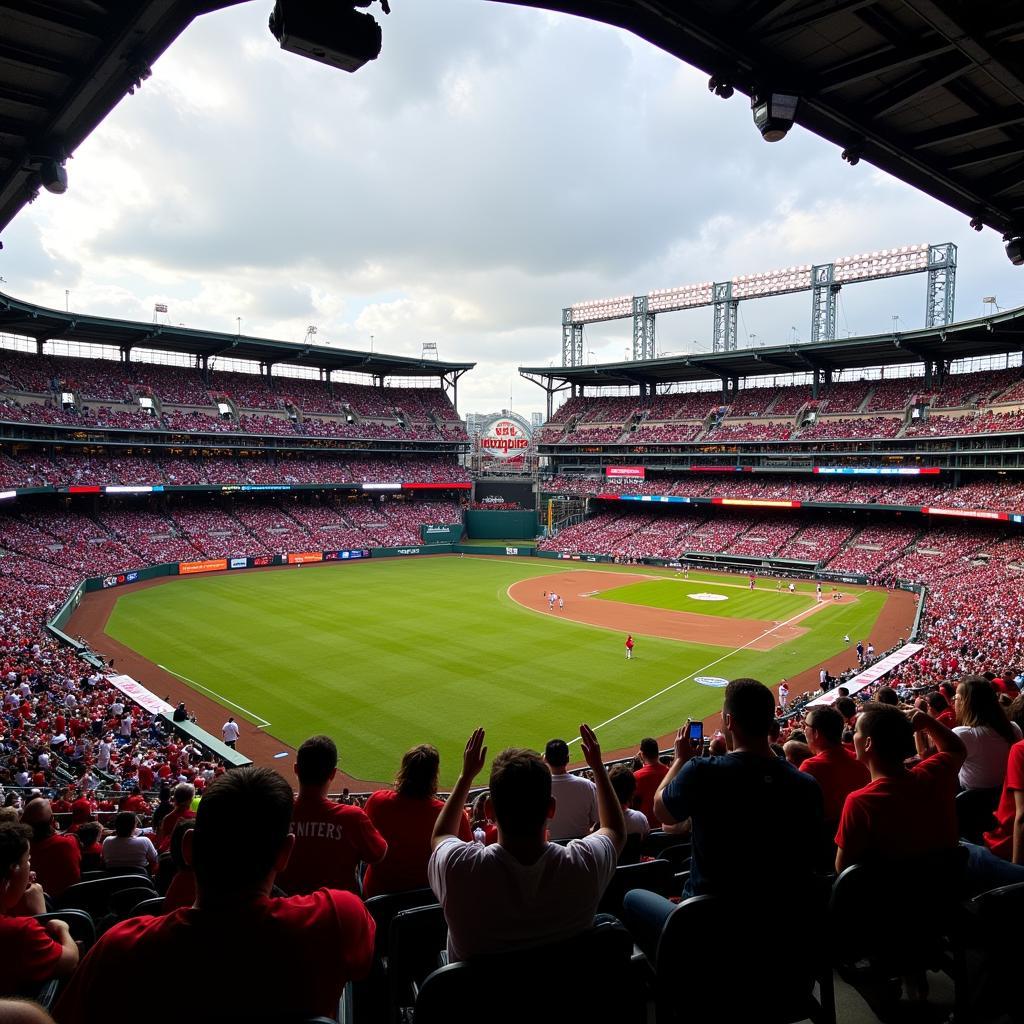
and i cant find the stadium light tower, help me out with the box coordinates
[561,243,955,366]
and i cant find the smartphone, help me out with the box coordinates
[688,720,704,743]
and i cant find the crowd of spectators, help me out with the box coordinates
[1,483,1024,1018]
[0,453,470,490]
[796,415,904,441]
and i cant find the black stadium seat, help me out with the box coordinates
[414,918,642,1024]
[649,892,834,1024]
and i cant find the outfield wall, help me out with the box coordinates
[465,509,538,539]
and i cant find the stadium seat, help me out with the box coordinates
[648,892,834,1024]
[655,843,692,872]
[641,830,689,858]
[955,787,1000,844]
[28,909,96,1009]
[829,849,968,1019]
[598,858,677,918]
[352,888,438,1023]
[413,918,642,1023]
[962,881,1024,1023]
[130,895,166,916]
[108,885,161,919]
[386,904,447,1023]
[54,874,157,918]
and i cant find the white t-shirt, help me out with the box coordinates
[548,773,598,841]
[102,834,158,872]
[428,833,618,961]
[623,808,650,839]
[953,722,1023,790]
[222,721,240,742]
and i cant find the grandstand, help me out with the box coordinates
[2,0,1023,1020]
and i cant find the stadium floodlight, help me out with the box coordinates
[751,92,799,142]
[1005,236,1024,266]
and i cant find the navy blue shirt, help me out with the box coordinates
[661,752,824,897]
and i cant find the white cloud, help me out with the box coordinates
[3,0,1022,417]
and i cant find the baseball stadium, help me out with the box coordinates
[0,2,1022,1023]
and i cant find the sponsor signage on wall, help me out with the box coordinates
[713,498,800,508]
[101,571,140,589]
[815,466,940,476]
[922,507,1006,520]
[605,466,645,479]
[288,552,324,564]
[477,415,532,459]
[179,558,228,575]
[229,557,248,569]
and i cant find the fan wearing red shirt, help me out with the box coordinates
[363,744,472,899]
[53,767,375,1024]
[156,783,196,854]
[633,737,668,824]
[835,706,965,873]
[21,800,80,898]
[924,692,957,730]
[0,822,79,995]
[801,706,870,825]
[278,735,387,896]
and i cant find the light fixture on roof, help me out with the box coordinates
[1005,235,1024,266]
[751,91,799,142]
[39,159,67,195]
[707,76,734,99]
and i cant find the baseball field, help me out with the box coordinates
[78,555,913,785]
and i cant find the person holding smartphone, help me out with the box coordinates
[622,679,824,956]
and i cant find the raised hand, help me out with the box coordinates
[462,727,487,780]
[579,723,604,772]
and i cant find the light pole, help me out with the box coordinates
[65,290,69,312]
[236,317,241,337]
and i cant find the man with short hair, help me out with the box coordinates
[157,783,196,853]
[278,735,386,895]
[801,706,869,825]
[543,738,598,841]
[221,717,240,749]
[428,725,625,961]
[835,706,965,872]
[53,767,375,1023]
[21,799,80,898]
[652,679,822,900]
[634,737,667,824]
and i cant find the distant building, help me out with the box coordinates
[531,411,544,430]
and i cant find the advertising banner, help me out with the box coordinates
[807,644,925,706]
[922,507,1006,520]
[324,549,369,561]
[106,674,175,716]
[179,558,228,575]
[605,466,645,479]
[815,466,940,476]
[288,552,324,565]
[101,570,141,589]
[713,498,800,509]
[229,557,248,569]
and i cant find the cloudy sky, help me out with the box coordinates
[3,0,1023,418]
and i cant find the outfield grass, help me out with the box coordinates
[105,557,887,784]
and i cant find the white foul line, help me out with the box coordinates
[567,601,817,745]
[157,664,271,729]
